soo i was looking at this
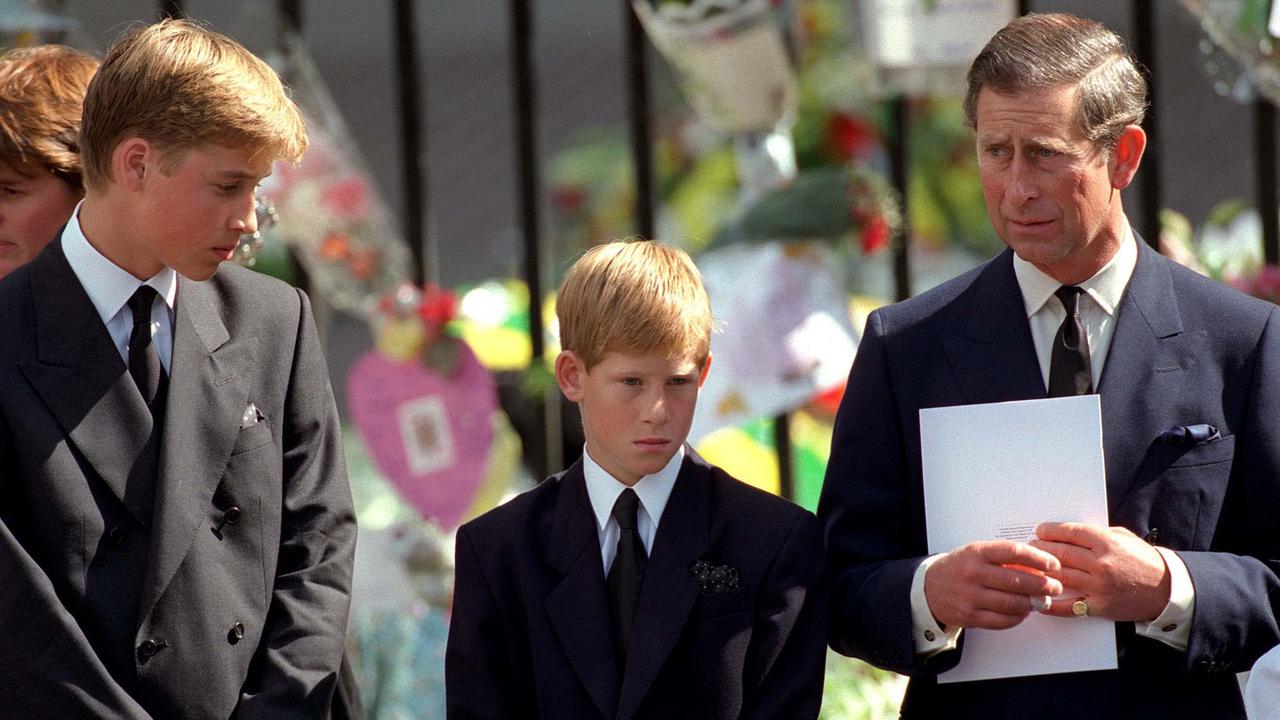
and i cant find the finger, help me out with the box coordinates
[983,564,1064,597]
[972,587,1040,617]
[965,608,1036,631]
[1036,521,1104,550]
[976,541,1061,574]
[1028,539,1096,571]
[1054,567,1093,593]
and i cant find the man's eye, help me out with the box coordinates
[1036,148,1059,158]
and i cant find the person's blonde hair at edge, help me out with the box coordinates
[79,18,308,192]
[0,44,99,190]
[557,239,713,371]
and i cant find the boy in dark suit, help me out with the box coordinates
[0,19,355,719]
[445,239,827,719]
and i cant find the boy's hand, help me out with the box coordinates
[924,540,1063,630]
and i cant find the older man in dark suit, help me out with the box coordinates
[819,13,1280,719]
[0,20,355,719]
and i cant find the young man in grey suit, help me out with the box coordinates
[0,19,356,719]
[820,13,1280,719]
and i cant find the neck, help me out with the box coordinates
[78,193,163,280]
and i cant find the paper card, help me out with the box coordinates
[920,395,1117,683]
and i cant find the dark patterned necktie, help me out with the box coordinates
[1048,285,1093,396]
[127,285,163,407]
[607,488,647,659]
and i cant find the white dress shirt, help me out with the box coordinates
[582,445,683,576]
[61,201,177,373]
[911,231,1195,656]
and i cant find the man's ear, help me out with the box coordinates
[113,137,153,191]
[697,353,712,389]
[1109,125,1146,190]
[555,350,587,402]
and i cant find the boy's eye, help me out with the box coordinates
[215,183,240,193]
[669,377,689,386]
[621,377,641,386]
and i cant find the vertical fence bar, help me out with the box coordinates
[1017,0,1031,16]
[275,0,317,305]
[625,2,656,240]
[1131,0,1162,249]
[159,0,182,19]
[889,95,911,302]
[393,0,428,285]
[510,0,560,478]
[1255,99,1280,265]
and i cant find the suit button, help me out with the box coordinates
[137,639,166,661]
[1145,527,1161,543]
[107,526,127,545]
[923,629,937,642]
[223,506,242,525]
[228,623,245,645]
[1161,623,1178,633]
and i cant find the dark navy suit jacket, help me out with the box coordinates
[445,450,828,719]
[819,239,1280,719]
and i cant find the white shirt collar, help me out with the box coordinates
[582,444,684,536]
[61,200,178,326]
[1012,225,1138,318]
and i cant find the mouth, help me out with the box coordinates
[634,438,672,451]
[213,245,238,259]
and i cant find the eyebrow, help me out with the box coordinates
[214,169,271,181]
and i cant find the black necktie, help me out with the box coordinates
[127,285,163,407]
[1048,285,1092,396]
[607,488,647,659]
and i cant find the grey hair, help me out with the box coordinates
[963,13,1148,156]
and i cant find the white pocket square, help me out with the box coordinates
[240,403,265,429]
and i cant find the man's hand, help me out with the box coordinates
[924,541,1064,630]
[1030,522,1171,622]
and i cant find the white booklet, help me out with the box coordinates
[920,394,1117,683]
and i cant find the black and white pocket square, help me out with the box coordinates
[689,560,740,594]
[240,403,265,429]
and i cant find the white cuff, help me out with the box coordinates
[911,554,962,657]
[1134,546,1194,652]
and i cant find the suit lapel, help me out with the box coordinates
[942,250,1046,405]
[18,242,156,526]
[140,276,256,619]
[616,451,711,720]
[1097,240,1195,515]
[544,461,623,719]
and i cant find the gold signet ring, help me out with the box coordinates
[1071,600,1090,617]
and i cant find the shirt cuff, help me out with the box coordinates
[911,553,962,657]
[1134,546,1194,651]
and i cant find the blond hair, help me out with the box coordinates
[557,239,713,370]
[80,18,307,191]
[0,45,99,190]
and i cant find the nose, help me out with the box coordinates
[643,388,671,425]
[1007,154,1039,205]
[231,194,258,235]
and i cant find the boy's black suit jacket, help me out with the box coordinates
[0,240,356,719]
[445,450,827,719]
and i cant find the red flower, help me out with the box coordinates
[826,113,877,161]
[322,178,369,220]
[419,283,458,326]
[860,216,890,254]
[320,233,352,261]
